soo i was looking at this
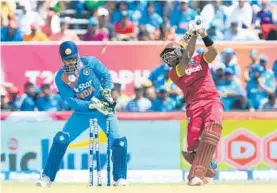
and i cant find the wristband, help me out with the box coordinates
[202,36,214,47]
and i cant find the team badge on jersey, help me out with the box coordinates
[83,68,91,76]
[189,59,195,65]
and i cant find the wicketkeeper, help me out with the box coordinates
[36,41,128,187]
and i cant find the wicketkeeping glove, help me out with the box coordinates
[100,89,117,109]
[89,96,114,115]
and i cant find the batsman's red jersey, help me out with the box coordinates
[169,53,219,106]
[169,53,223,152]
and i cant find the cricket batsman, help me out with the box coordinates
[36,41,128,187]
[160,17,223,186]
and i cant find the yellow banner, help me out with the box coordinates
[180,120,277,170]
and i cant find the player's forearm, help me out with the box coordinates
[64,97,91,111]
[200,32,218,63]
[102,72,113,89]
[179,35,197,66]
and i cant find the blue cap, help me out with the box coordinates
[249,49,258,57]
[88,17,99,26]
[225,68,234,76]
[223,48,234,55]
[259,55,268,62]
[158,85,167,92]
[196,48,205,54]
[59,41,78,60]
[209,22,217,28]
[231,21,238,26]
[252,64,264,74]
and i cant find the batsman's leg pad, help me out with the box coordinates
[181,151,216,178]
[112,137,128,181]
[42,131,70,181]
[188,122,222,180]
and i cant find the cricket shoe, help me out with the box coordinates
[188,177,204,186]
[203,177,214,185]
[36,175,52,188]
[113,179,128,186]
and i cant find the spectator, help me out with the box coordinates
[1,20,23,41]
[36,83,63,111]
[114,11,136,40]
[82,17,108,41]
[23,23,48,41]
[257,0,275,39]
[137,30,150,41]
[140,2,163,29]
[217,68,244,111]
[49,18,79,41]
[0,0,16,24]
[224,21,260,41]
[221,48,241,78]
[142,81,156,102]
[18,1,44,36]
[72,0,105,19]
[111,82,129,112]
[246,64,276,110]
[257,55,275,81]
[7,86,19,111]
[259,93,277,111]
[227,0,253,28]
[17,82,37,111]
[111,1,129,24]
[97,8,115,40]
[151,86,176,112]
[170,0,198,34]
[41,10,61,37]
[231,93,253,111]
[148,64,171,89]
[161,17,176,41]
[207,22,224,41]
[126,86,151,112]
[266,23,277,40]
[244,49,259,81]
[257,0,274,25]
[213,63,226,86]
[200,0,227,31]
[1,93,10,111]
[272,59,277,79]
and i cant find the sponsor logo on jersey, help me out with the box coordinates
[185,65,202,75]
[73,80,93,92]
[189,59,195,65]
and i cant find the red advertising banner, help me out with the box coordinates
[1,42,277,95]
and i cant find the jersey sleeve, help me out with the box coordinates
[55,70,91,111]
[199,53,209,65]
[90,57,112,89]
[169,68,179,81]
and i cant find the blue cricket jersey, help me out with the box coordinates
[55,56,112,112]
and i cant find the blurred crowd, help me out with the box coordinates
[1,48,277,112]
[1,0,277,42]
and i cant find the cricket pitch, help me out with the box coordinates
[2,182,277,193]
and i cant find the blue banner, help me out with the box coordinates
[1,120,180,172]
